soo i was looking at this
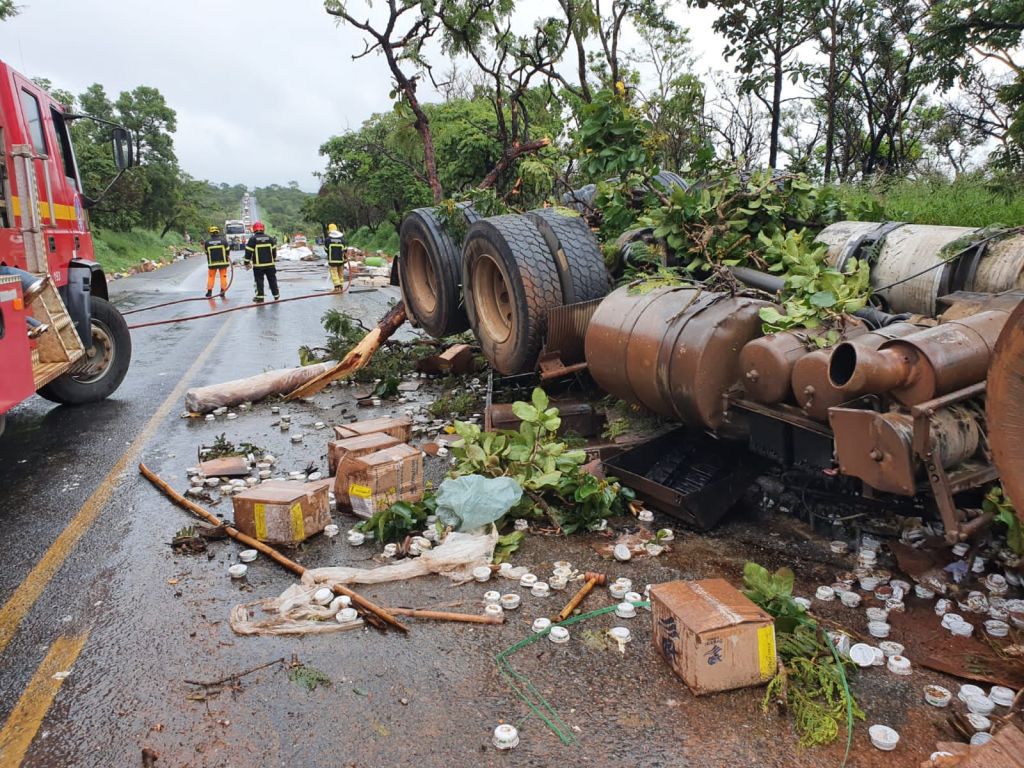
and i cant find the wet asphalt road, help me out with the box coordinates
[0,254,985,767]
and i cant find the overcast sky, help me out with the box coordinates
[4,0,724,192]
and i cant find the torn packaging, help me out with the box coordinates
[335,443,423,518]
[232,480,331,546]
[650,579,776,695]
[332,416,412,443]
[327,432,401,475]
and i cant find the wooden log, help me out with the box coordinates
[139,462,409,634]
[554,572,607,623]
[387,608,504,625]
[285,302,408,400]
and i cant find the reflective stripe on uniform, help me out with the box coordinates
[253,243,275,266]
[206,245,229,267]
[327,243,346,264]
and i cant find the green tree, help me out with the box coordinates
[0,1,19,21]
[692,0,822,168]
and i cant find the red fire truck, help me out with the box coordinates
[0,61,134,434]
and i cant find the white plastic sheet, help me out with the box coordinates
[229,529,497,636]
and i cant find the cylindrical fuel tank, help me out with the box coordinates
[739,320,868,405]
[872,225,978,316]
[791,322,921,420]
[988,301,1024,522]
[828,310,1009,405]
[816,221,887,268]
[585,287,773,430]
[967,235,1024,293]
[830,405,981,495]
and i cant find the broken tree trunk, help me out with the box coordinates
[139,463,410,634]
[185,361,336,413]
[285,301,408,401]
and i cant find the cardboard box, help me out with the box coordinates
[335,443,423,518]
[332,416,412,444]
[327,432,401,475]
[650,579,776,695]
[232,480,331,546]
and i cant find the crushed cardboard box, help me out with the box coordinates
[335,443,423,518]
[232,480,331,546]
[333,415,412,444]
[650,579,776,695]
[327,432,401,475]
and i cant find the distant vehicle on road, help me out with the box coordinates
[0,58,135,434]
[224,219,246,250]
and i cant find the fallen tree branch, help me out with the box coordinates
[139,463,410,634]
[285,301,408,400]
[184,657,286,688]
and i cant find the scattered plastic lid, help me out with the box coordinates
[830,540,848,554]
[228,564,248,579]
[500,594,521,610]
[867,620,890,638]
[347,531,366,546]
[868,724,899,751]
[924,685,952,707]
[878,641,904,658]
[531,582,550,597]
[887,655,912,676]
[970,732,993,747]
[616,602,637,619]
[815,586,835,601]
[519,573,538,588]
[609,626,631,643]
[313,587,334,605]
[613,544,632,562]
[239,549,258,563]
[548,626,570,644]
[967,713,992,732]
[483,590,501,604]
[990,685,1016,707]
[637,509,654,523]
[337,607,359,623]
[323,524,340,538]
[484,604,504,618]
[849,643,876,668]
[492,724,519,750]
[472,566,492,583]
[532,618,552,633]
[966,694,995,715]
[329,595,351,612]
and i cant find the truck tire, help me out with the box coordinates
[398,205,475,338]
[462,215,563,375]
[525,208,610,304]
[37,297,132,405]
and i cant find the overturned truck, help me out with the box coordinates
[397,207,1024,541]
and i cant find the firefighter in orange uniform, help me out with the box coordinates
[203,225,230,298]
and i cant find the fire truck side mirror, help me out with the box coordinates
[111,127,134,171]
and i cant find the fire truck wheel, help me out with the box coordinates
[37,297,132,405]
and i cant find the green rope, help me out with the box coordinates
[494,601,650,745]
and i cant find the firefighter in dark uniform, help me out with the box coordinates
[325,222,347,291]
[203,225,230,298]
[244,221,279,302]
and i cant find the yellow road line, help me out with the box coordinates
[0,631,89,766]
[0,315,235,656]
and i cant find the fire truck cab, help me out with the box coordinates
[0,61,134,434]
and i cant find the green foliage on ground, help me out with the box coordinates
[743,563,864,749]
[831,176,1024,228]
[91,228,190,273]
[984,486,1023,555]
[345,225,400,255]
[450,387,635,533]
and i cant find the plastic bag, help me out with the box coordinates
[435,475,523,531]
[230,529,497,636]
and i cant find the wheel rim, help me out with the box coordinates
[72,320,116,383]
[471,251,513,344]
[404,238,438,314]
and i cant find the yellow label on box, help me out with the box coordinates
[349,483,372,499]
[289,501,305,542]
[254,503,267,540]
[757,624,777,679]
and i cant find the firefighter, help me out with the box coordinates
[324,223,347,291]
[203,225,230,298]
[243,221,278,302]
